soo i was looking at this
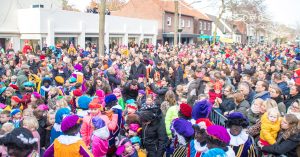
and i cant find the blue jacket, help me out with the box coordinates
[253,91,270,101]
[278,82,290,97]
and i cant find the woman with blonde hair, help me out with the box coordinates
[161,90,177,116]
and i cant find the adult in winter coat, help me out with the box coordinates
[218,85,235,114]
[174,61,184,86]
[285,84,300,109]
[149,62,167,79]
[129,57,146,80]
[269,84,286,115]
[16,64,30,90]
[122,80,141,102]
[186,73,199,106]
[261,114,300,157]
[106,67,121,90]
[149,78,168,105]
[233,92,250,116]
[253,80,270,101]
[138,107,168,157]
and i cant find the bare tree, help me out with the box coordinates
[61,0,80,12]
[99,0,106,57]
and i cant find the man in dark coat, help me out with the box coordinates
[150,62,167,79]
[138,108,168,157]
[129,57,146,80]
[122,80,141,102]
[174,61,184,86]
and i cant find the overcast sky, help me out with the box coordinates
[68,0,300,27]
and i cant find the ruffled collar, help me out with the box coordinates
[227,129,249,146]
[193,140,208,152]
[57,135,81,145]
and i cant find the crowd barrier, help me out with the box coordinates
[209,108,227,126]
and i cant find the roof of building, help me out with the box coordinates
[153,0,211,21]
[112,0,210,21]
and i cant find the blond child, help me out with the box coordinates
[260,108,282,146]
[1,122,15,133]
[22,116,40,154]
[23,108,34,118]
[45,110,55,148]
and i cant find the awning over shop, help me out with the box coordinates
[220,37,234,43]
[199,35,220,40]
[163,33,199,38]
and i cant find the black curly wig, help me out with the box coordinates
[225,117,249,128]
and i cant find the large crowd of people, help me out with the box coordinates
[0,40,300,157]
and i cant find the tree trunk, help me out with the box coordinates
[213,0,225,47]
[174,0,179,47]
[99,0,106,57]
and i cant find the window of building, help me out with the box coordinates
[199,21,202,30]
[187,20,191,27]
[207,23,210,30]
[181,19,185,27]
[167,17,172,26]
[204,22,206,30]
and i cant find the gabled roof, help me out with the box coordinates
[153,0,211,21]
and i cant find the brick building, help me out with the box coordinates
[112,0,212,45]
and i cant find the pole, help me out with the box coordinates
[179,2,181,47]
[99,0,106,57]
[174,0,179,47]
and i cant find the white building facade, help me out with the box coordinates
[0,0,158,51]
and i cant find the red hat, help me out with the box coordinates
[295,78,300,86]
[73,89,82,97]
[179,103,192,118]
[9,84,19,90]
[89,101,101,109]
[11,96,21,103]
[295,68,300,77]
[195,118,213,129]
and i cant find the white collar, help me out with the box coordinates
[57,135,81,145]
[53,123,61,132]
[193,140,208,152]
[227,129,249,146]
[226,146,236,157]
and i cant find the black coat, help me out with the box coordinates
[107,73,121,89]
[174,66,184,86]
[37,117,47,147]
[285,93,300,109]
[219,96,235,113]
[150,83,168,105]
[141,108,168,157]
[129,63,146,80]
[122,82,139,101]
[150,67,167,79]
[262,133,300,157]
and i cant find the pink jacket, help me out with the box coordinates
[80,115,95,147]
[80,113,118,146]
[92,136,109,157]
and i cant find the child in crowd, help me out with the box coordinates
[45,110,55,148]
[1,122,15,133]
[91,117,110,157]
[260,108,282,146]
[76,95,92,118]
[140,95,157,110]
[113,88,126,110]
[22,116,41,154]
[130,136,146,157]
[127,123,141,138]
[0,110,11,128]
[116,138,138,157]
[50,108,70,143]
[23,108,34,118]
[10,109,21,128]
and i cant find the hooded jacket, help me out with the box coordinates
[140,108,168,157]
[253,91,270,101]
[260,112,282,145]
